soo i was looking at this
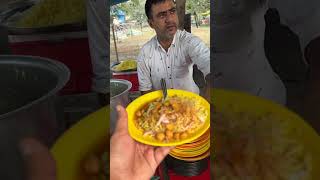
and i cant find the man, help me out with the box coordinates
[138,0,211,98]
[86,0,109,106]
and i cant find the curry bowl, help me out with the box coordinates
[126,89,210,147]
[51,107,109,180]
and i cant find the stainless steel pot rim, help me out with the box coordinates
[0,55,70,120]
[110,79,132,100]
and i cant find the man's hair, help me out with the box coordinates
[145,0,175,19]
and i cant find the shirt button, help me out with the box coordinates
[168,66,170,68]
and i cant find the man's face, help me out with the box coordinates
[148,0,179,41]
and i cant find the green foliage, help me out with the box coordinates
[117,0,147,23]
[114,0,210,23]
[186,0,210,17]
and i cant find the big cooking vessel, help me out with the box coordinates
[110,79,132,134]
[0,55,69,179]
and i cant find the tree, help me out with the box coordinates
[186,0,210,15]
[176,0,186,30]
[116,0,146,30]
[186,0,210,25]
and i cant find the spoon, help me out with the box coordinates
[160,78,167,102]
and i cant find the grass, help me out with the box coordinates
[110,25,210,63]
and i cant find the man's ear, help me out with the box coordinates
[148,19,154,29]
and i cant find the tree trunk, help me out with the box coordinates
[176,0,186,30]
[194,12,199,28]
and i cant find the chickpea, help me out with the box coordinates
[169,99,175,105]
[187,128,194,134]
[186,106,190,114]
[180,132,188,139]
[192,114,198,122]
[83,154,101,175]
[166,123,174,130]
[172,103,180,111]
[136,110,142,117]
[166,130,173,140]
[156,132,165,141]
[173,132,180,140]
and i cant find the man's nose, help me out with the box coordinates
[165,14,174,23]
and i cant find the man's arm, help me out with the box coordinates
[186,36,211,101]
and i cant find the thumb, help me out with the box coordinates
[19,138,56,180]
[154,146,175,166]
[114,105,129,134]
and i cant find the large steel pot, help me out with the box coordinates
[0,55,69,179]
[110,79,132,134]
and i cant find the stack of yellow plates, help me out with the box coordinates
[169,129,210,162]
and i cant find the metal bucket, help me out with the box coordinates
[0,55,69,179]
[110,79,132,134]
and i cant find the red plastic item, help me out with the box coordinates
[112,71,139,92]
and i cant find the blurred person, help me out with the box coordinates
[86,0,109,106]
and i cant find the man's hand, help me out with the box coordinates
[19,138,56,180]
[110,106,173,180]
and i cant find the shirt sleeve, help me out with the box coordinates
[186,36,210,77]
[137,49,153,91]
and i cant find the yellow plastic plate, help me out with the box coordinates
[212,89,320,179]
[51,106,109,180]
[170,150,210,162]
[127,89,210,147]
[171,141,210,157]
